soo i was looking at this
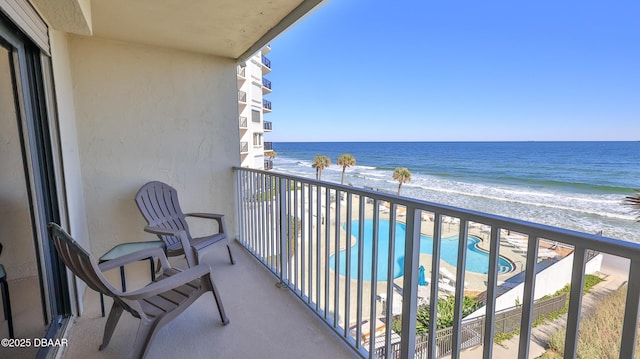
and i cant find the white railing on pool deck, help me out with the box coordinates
[234,167,640,359]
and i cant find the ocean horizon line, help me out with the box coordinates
[272,140,639,144]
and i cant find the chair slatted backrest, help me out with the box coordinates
[135,181,191,248]
[48,223,117,298]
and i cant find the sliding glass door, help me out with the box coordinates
[1,12,70,358]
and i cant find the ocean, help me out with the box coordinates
[270,141,640,243]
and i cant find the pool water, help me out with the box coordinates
[329,219,515,281]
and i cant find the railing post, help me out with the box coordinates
[483,226,501,359]
[563,247,586,358]
[620,258,640,357]
[384,204,397,359]
[369,199,380,357]
[518,236,539,359]
[276,177,288,288]
[428,213,443,359]
[452,220,469,359]
[400,207,421,359]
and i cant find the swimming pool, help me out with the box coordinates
[329,219,515,281]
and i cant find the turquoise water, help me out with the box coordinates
[328,219,514,282]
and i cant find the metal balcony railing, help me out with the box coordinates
[240,142,248,153]
[237,66,246,77]
[238,91,247,103]
[262,78,272,90]
[263,99,272,111]
[239,116,248,128]
[262,55,271,69]
[234,168,640,359]
[263,121,272,131]
[263,142,273,151]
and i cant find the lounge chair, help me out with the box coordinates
[135,181,234,267]
[48,223,229,359]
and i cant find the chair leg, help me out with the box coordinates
[1,279,14,338]
[205,272,229,325]
[226,244,235,265]
[129,318,157,359]
[100,302,124,351]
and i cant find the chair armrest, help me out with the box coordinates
[186,212,225,220]
[98,247,170,272]
[144,225,196,267]
[185,213,227,234]
[119,265,211,300]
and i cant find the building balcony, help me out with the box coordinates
[240,141,248,154]
[239,116,248,129]
[263,120,272,132]
[57,168,639,359]
[237,65,246,79]
[261,55,271,74]
[262,77,272,94]
[238,90,247,105]
[262,44,271,55]
[264,159,273,170]
[262,99,272,113]
[61,239,354,358]
[263,142,273,151]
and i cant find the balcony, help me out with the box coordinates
[238,90,247,105]
[57,168,639,358]
[240,141,248,154]
[61,240,354,358]
[237,65,246,80]
[264,159,273,170]
[263,120,272,132]
[233,168,640,359]
[262,99,272,113]
[239,116,247,129]
[262,44,271,55]
[261,55,272,74]
[263,142,273,151]
[262,77,272,94]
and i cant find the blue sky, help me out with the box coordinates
[266,1,639,142]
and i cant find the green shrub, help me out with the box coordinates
[392,296,481,335]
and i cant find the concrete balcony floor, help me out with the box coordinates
[60,241,356,358]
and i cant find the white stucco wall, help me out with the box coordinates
[49,30,90,249]
[49,30,92,312]
[65,35,240,257]
[467,252,603,319]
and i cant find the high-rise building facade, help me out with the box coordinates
[238,45,273,169]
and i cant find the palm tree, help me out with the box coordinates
[337,153,356,185]
[312,154,331,180]
[393,167,412,195]
[626,190,640,221]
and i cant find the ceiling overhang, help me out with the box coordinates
[35,0,326,61]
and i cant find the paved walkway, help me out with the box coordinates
[460,255,628,358]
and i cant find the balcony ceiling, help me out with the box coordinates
[89,0,322,59]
